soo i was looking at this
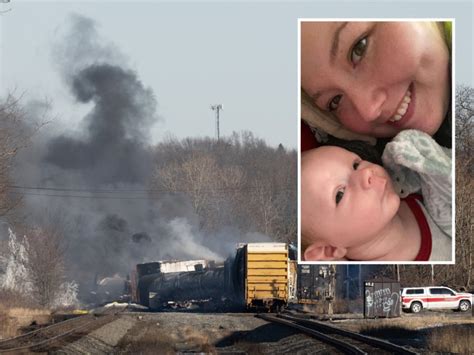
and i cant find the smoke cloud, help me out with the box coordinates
[46,63,155,185]
[6,14,270,302]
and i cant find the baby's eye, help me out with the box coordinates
[328,95,342,111]
[335,187,345,205]
[353,160,361,170]
[350,36,368,65]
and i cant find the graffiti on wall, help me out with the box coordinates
[364,282,401,318]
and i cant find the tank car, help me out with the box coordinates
[132,242,297,312]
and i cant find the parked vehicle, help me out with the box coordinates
[401,286,473,313]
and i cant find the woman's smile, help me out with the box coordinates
[388,82,415,129]
[389,84,412,122]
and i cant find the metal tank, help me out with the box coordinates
[132,243,293,311]
[147,267,226,309]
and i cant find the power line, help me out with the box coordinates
[7,191,156,200]
[7,185,152,193]
[6,184,295,200]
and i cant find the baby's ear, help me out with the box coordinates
[304,242,347,261]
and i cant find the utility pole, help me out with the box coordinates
[211,104,223,141]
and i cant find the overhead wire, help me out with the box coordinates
[6,183,295,200]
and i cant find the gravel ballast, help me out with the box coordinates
[55,315,136,354]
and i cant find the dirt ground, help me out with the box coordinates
[115,312,338,354]
[4,308,472,354]
[112,310,473,354]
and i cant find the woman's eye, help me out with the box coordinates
[328,95,342,111]
[351,37,368,65]
[353,161,360,170]
[335,188,345,205]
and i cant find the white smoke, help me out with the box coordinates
[168,218,223,262]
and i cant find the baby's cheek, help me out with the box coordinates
[342,216,376,247]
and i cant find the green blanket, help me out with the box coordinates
[382,129,452,237]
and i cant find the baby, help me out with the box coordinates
[301,133,451,262]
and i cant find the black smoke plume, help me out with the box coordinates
[6,14,270,303]
[46,63,155,185]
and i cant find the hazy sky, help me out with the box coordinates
[1,0,473,148]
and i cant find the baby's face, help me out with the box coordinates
[301,146,400,248]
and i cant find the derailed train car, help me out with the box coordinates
[131,260,216,307]
[148,267,226,309]
[132,243,297,311]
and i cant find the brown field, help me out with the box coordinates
[427,325,473,354]
[0,304,51,339]
[361,315,474,331]
[335,313,474,354]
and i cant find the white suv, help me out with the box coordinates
[401,286,472,313]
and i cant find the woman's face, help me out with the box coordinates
[301,22,450,137]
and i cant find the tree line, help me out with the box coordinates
[151,132,297,242]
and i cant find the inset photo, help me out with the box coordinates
[298,20,454,263]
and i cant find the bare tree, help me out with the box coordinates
[0,94,48,218]
[152,134,297,241]
[0,96,25,216]
[23,224,66,307]
[454,84,474,288]
[456,85,474,158]
[155,151,244,232]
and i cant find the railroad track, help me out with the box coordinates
[0,308,123,353]
[258,313,419,355]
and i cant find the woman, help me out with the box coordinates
[300,21,452,150]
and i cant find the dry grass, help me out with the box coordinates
[340,314,474,333]
[6,307,50,320]
[427,326,473,354]
[358,323,473,354]
[337,314,474,354]
[0,306,51,339]
[0,289,37,308]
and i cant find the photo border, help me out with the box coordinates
[297,18,456,265]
